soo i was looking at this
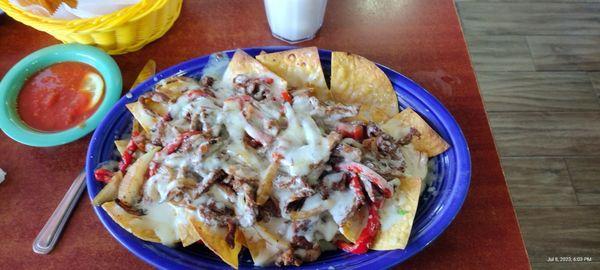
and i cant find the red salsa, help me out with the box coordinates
[17,62,104,132]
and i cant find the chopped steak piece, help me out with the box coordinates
[233,74,272,101]
[332,143,362,162]
[275,249,302,267]
[292,219,310,234]
[398,127,420,145]
[366,122,383,138]
[296,243,321,263]
[319,172,348,199]
[274,176,315,199]
[216,182,236,202]
[115,199,145,216]
[291,235,313,249]
[376,134,397,154]
[197,200,234,227]
[274,176,315,213]
[189,169,226,199]
[225,220,237,248]
[200,76,215,87]
[257,198,281,222]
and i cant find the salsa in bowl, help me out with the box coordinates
[0,44,121,147]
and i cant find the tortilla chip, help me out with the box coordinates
[371,177,421,250]
[132,118,142,135]
[355,105,391,124]
[256,47,331,101]
[222,49,288,100]
[114,140,128,156]
[383,108,449,157]
[93,171,123,206]
[340,206,367,242]
[141,98,168,117]
[118,148,158,206]
[240,227,280,266]
[155,76,201,100]
[130,60,156,90]
[340,177,421,250]
[330,52,399,118]
[190,218,243,269]
[126,102,157,134]
[256,162,280,206]
[177,218,202,247]
[101,201,161,243]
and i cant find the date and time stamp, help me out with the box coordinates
[546,256,594,263]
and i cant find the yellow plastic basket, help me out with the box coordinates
[0,0,182,55]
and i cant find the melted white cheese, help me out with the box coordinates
[401,144,428,180]
[327,190,357,225]
[136,201,181,245]
[378,179,407,230]
[275,97,331,177]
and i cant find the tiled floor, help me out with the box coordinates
[455,1,600,269]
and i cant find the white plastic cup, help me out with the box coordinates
[264,0,328,44]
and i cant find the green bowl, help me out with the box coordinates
[0,44,122,147]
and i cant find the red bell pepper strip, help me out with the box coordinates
[338,162,393,198]
[262,77,274,84]
[281,90,292,103]
[336,123,365,141]
[118,139,139,172]
[94,168,114,183]
[336,200,383,254]
[131,130,140,139]
[163,130,202,154]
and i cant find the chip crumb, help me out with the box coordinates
[0,168,6,184]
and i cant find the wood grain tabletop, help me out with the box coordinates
[0,0,530,269]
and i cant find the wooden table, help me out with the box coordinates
[0,0,530,269]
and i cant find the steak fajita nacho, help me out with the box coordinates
[92,47,449,268]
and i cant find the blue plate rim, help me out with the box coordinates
[86,46,471,269]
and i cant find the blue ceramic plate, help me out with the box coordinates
[86,47,471,269]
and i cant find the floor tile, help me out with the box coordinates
[457,0,600,2]
[488,112,600,156]
[532,262,600,270]
[589,72,600,96]
[465,35,535,71]
[502,158,577,206]
[528,36,600,71]
[457,3,600,35]
[565,158,600,205]
[478,71,599,111]
[516,206,600,263]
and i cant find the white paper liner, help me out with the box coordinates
[10,0,140,19]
